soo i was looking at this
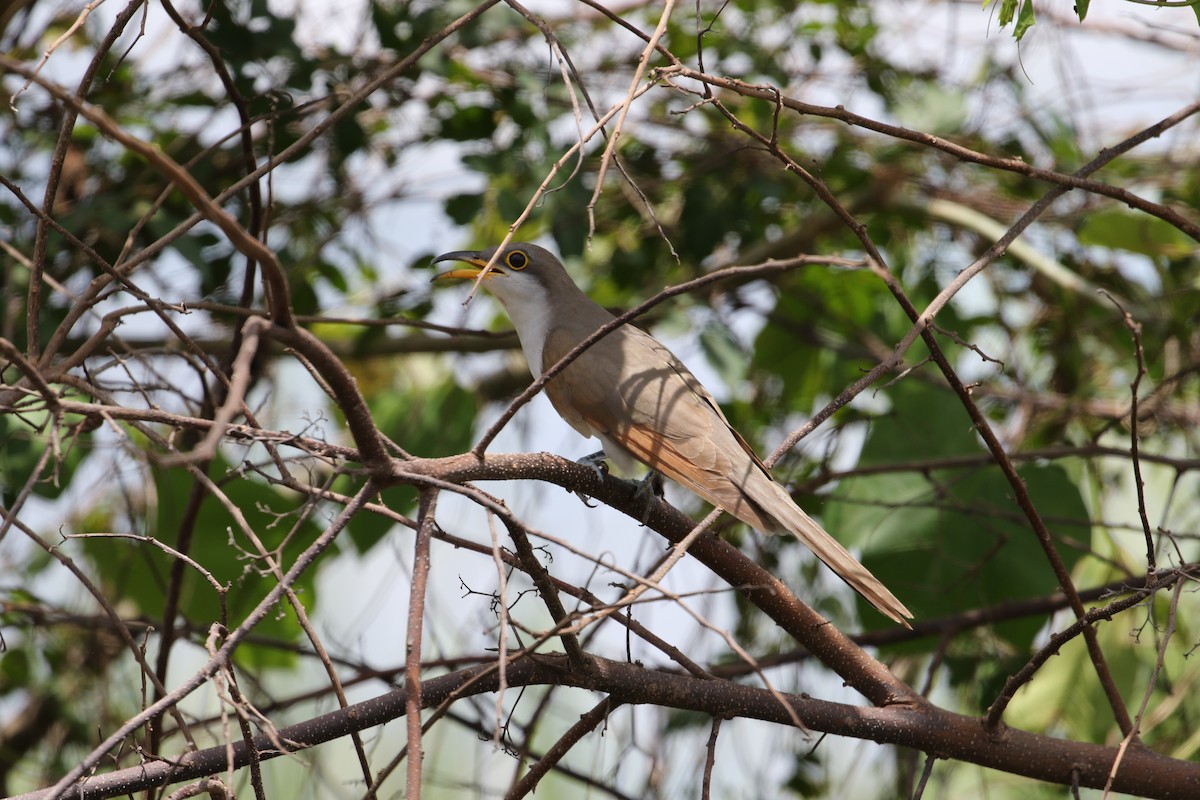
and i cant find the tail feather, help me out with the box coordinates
[746,476,912,628]
[604,418,912,626]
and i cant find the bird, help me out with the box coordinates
[433,242,912,627]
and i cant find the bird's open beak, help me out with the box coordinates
[431,251,503,283]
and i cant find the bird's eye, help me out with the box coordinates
[506,250,528,270]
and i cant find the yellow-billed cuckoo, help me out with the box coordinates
[434,243,912,626]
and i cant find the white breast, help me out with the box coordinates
[492,279,553,378]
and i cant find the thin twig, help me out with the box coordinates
[504,697,617,800]
[471,256,864,456]
[17,652,1200,800]
[912,754,937,800]
[984,566,1194,728]
[502,517,586,666]
[0,54,297,329]
[585,0,677,243]
[405,489,439,800]
[39,481,376,800]
[692,80,1200,738]
[158,317,268,466]
[701,717,721,800]
[1101,290,1157,574]
[656,66,1200,242]
[1101,579,1185,799]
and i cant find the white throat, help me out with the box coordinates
[493,281,554,379]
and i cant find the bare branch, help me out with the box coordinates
[12,654,1200,800]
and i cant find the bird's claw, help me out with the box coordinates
[571,450,610,507]
[578,450,609,479]
[630,470,665,524]
[568,453,662,523]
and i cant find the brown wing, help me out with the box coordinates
[541,323,776,528]
[644,333,770,475]
[612,417,779,532]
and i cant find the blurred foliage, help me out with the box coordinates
[828,382,1091,648]
[74,456,324,670]
[995,0,1200,41]
[1,0,1198,798]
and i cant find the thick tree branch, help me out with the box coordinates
[12,653,1199,800]
[393,453,920,707]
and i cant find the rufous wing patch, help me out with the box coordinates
[607,420,777,532]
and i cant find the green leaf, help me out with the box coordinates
[751,268,893,413]
[663,708,710,732]
[331,114,368,165]
[315,260,350,293]
[0,413,86,504]
[340,377,478,551]
[1078,209,1196,257]
[894,84,968,137]
[446,192,484,226]
[0,647,31,691]
[826,383,1088,649]
[1014,0,1037,41]
[698,316,748,392]
[1006,609,1178,741]
[440,105,497,142]
[998,0,1018,27]
[1075,0,1090,22]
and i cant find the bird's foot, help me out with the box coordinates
[630,470,665,524]
[571,450,610,507]
[578,450,609,479]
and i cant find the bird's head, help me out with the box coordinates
[431,242,578,310]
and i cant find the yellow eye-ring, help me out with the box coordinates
[506,250,529,270]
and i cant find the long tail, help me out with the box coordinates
[747,475,912,627]
[610,421,912,626]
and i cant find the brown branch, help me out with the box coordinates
[689,79,1200,739]
[234,461,715,679]
[702,717,721,800]
[158,316,268,467]
[913,755,937,800]
[976,382,1200,428]
[0,338,61,409]
[708,567,1191,676]
[1104,580,1186,794]
[25,0,147,363]
[504,697,618,800]
[394,453,920,708]
[0,54,297,329]
[983,566,1197,727]
[54,328,520,359]
[25,387,1193,672]
[442,709,636,800]
[502,515,587,666]
[0,177,244,395]
[87,0,504,286]
[1102,292,1157,573]
[220,670,266,800]
[264,321,389,468]
[0,509,199,754]
[657,66,1200,243]
[800,445,1200,492]
[36,480,376,800]
[406,489,438,800]
[13,653,1200,800]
